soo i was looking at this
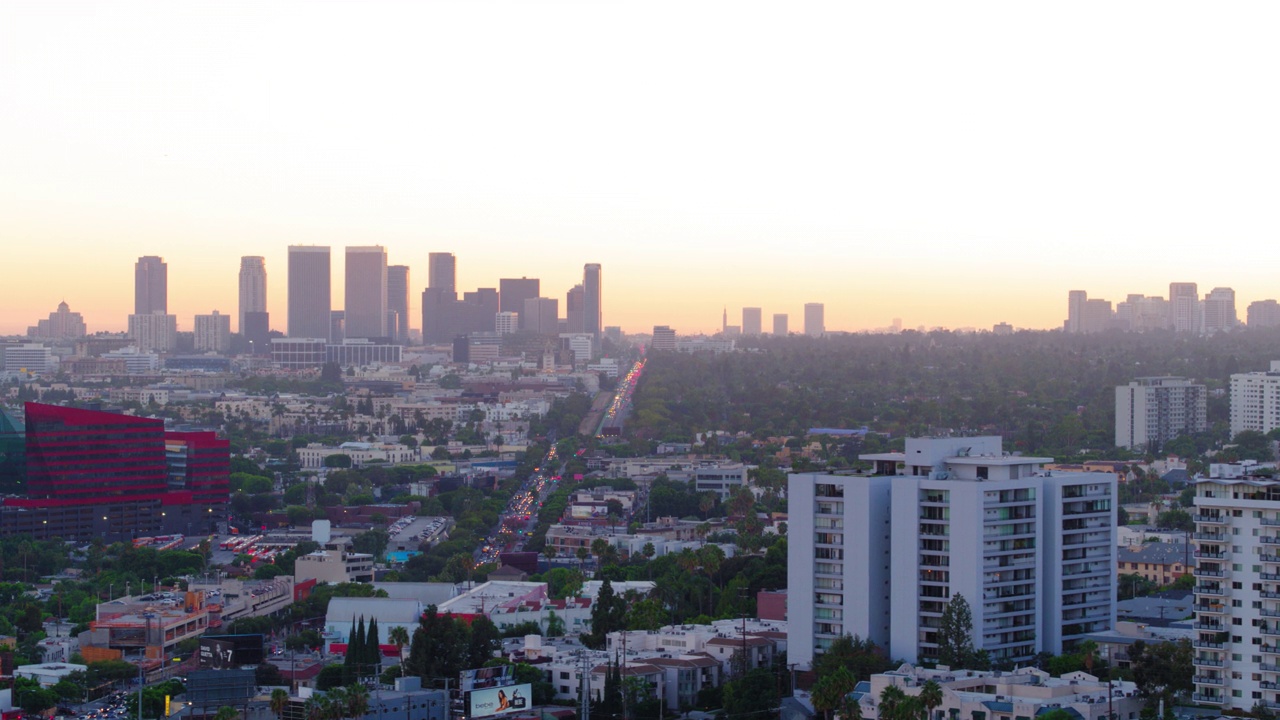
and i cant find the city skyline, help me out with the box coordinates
[4,3,1280,335]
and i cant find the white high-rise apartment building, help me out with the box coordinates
[1115,377,1208,450]
[1189,475,1280,710]
[1203,287,1238,335]
[789,436,1115,670]
[194,311,232,353]
[238,256,267,333]
[1170,282,1202,333]
[128,312,178,352]
[1230,362,1280,437]
[495,312,520,335]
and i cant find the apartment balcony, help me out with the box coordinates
[1193,532,1228,542]
[1261,555,1280,564]
[1262,609,1280,618]
[1262,626,1280,638]
[1193,658,1226,667]
[1194,568,1227,578]
[1264,592,1280,600]
[1262,645,1280,655]
[1193,676,1224,686]
[1262,663,1280,673]
[1263,537,1280,545]
[1193,622,1226,631]
[1195,551,1229,560]
[1194,586,1226,596]
[1192,694,1224,705]
[1192,639,1226,649]
[1262,518,1280,527]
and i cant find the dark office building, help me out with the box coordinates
[0,403,228,541]
[422,288,500,344]
[498,278,540,317]
[242,311,271,355]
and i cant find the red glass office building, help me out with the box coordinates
[1,403,229,540]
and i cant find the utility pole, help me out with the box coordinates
[578,651,591,720]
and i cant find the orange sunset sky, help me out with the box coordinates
[3,2,1279,337]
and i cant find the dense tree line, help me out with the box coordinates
[629,329,1280,457]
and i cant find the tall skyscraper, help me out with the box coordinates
[789,436,1115,670]
[1066,290,1087,333]
[1249,300,1280,328]
[344,246,388,340]
[1115,376,1207,450]
[773,314,788,336]
[804,303,825,337]
[565,284,585,333]
[1169,282,1201,333]
[499,278,540,325]
[287,246,332,340]
[583,263,602,338]
[1203,287,1237,334]
[742,307,762,336]
[428,253,457,298]
[238,257,267,333]
[134,256,167,315]
[523,297,559,334]
[194,311,232,354]
[387,264,410,344]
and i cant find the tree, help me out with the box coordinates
[723,667,780,720]
[214,707,242,720]
[812,634,895,682]
[388,625,410,675]
[918,680,943,720]
[812,666,859,720]
[271,689,290,720]
[1154,509,1193,533]
[936,594,977,668]
[324,454,353,469]
[1129,638,1193,707]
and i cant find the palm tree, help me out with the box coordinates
[343,684,370,719]
[878,685,907,720]
[812,666,858,720]
[918,680,943,720]
[388,626,410,676]
[303,698,325,720]
[270,689,290,720]
[323,688,348,720]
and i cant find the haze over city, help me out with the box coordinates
[4,1,1280,336]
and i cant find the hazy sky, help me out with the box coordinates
[3,1,1279,336]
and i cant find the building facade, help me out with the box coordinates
[804,303,825,337]
[387,264,410,344]
[583,263,602,338]
[27,302,87,339]
[1115,376,1208,451]
[1230,362,1280,437]
[128,312,178,352]
[288,245,332,340]
[742,307,762,336]
[134,256,167,315]
[238,256,267,334]
[772,314,788,336]
[344,246,388,340]
[788,436,1116,670]
[1190,475,1280,709]
[194,311,232,353]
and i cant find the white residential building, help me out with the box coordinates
[3,344,56,374]
[495,312,520,335]
[1115,376,1207,450]
[1190,474,1280,710]
[297,442,421,469]
[128,312,178,352]
[1230,362,1280,437]
[789,436,1116,670]
[194,311,232,353]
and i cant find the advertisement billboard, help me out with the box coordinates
[468,683,530,718]
[198,634,265,669]
[458,665,512,692]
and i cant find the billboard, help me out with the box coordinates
[467,684,531,718]
[198,634,265,669]
[459,665,512,692]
